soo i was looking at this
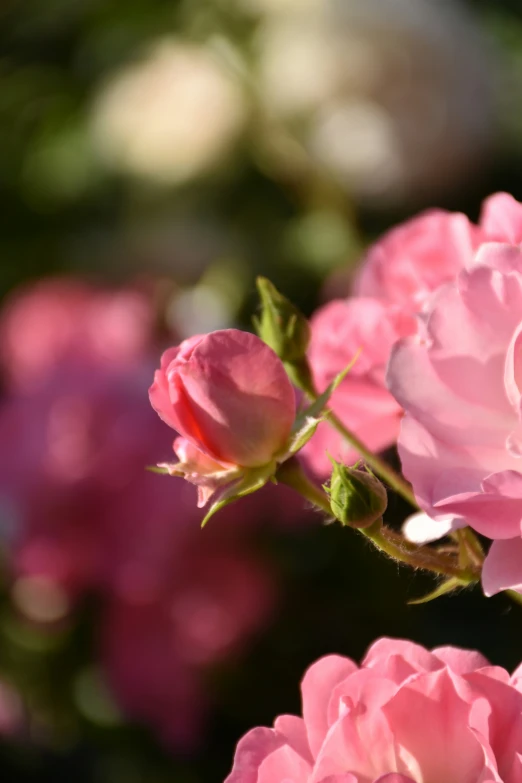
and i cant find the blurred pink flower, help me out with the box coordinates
[0,364,281,746]
[226,637,522,783]
[0,681,24,736]
[0,279,291,749]
[0,362,179,599]
[387,242,522,595]
[102,536,274,750]
[302,298,415,476]
[149,330,296,503]
[0,278,153,392]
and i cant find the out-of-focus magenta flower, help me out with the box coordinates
[102,536,274,750]
[226,637,522,783]
[0,681,23,736]
[0,363,182,599]
[0,278,201,599]
[0,278,153,391]
[387,242,522,596]
[302,298,415,477]
[149,329,296,504]
[0,279,288,750]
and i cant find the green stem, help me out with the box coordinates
[277,459,479,584]
[325,409,418,507]
[292,356,417,507]
[506,590,522,608]
[277,459,332,515]
[362,522,477,582]
[453,528,484,569]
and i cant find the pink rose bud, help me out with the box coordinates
[149,329,296,505]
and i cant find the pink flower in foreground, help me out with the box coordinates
[149,329,296,504]
[387,242,522,595]
[303,299,415,477]
[227,637,522,783]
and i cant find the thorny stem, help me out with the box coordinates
[362,522,478,582]
[277,459,480,584]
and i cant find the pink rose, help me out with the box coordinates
[226,637,522,783]
[387,242,522,595]
[304,192,522,478]
[149,329,296,504]
[355,209,483,308]
[480,191,522,245]
[355,192,522,310]
[302,299,416,477]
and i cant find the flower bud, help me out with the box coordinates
[255,277,311,364]
[149,328,296,508]
[327,461,387,528]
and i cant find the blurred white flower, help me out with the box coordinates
[91,40,247,185]
[310,101,403,199]
[257,16,339,117]
[238,0,321,16]
[256,0,494,205]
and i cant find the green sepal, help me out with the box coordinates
[146,465,170,475]
[255,277,311,363]
[284,352,361,459]
[276,416,321,462]
[200,462,275,528]
[408,577,471,605]
[302,350,361,420]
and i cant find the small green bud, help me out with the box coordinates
[326,461,388,528]
[255,277,311,364]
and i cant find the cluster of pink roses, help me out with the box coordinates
[145,191,522,781]
[305,192,522,597]
[150,192,522,598]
